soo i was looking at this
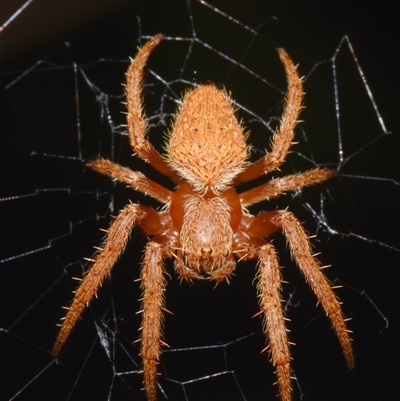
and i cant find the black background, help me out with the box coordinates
[1,1,399,400]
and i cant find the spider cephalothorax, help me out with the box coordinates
[53,34,354,401]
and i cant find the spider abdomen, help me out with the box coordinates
[166,84,248,193]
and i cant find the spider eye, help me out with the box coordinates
[201,247,213,257]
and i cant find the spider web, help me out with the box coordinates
[1,1,399,400]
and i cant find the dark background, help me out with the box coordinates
[1,1,399,400]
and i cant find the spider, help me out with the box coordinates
[53,34,354,401]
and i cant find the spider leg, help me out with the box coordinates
[89,158,172,204]
[240,168,336,207]
[126,34,180,182]
[139,241,169,401]
[274,210,355,369]
[257,243,292,401]
[234,48,303,185]
[52,203,147,356]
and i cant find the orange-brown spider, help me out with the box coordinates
[53,34,354,401]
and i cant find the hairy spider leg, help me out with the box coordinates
[256,243,292,401]
[234,48,303,185]
[239,168,336,207]
[126,33,180,182]
[139,240,170,401]
[233,209,353,400]
[89,159,172,205]
[53,204,148,356]
[276,211,354,369]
